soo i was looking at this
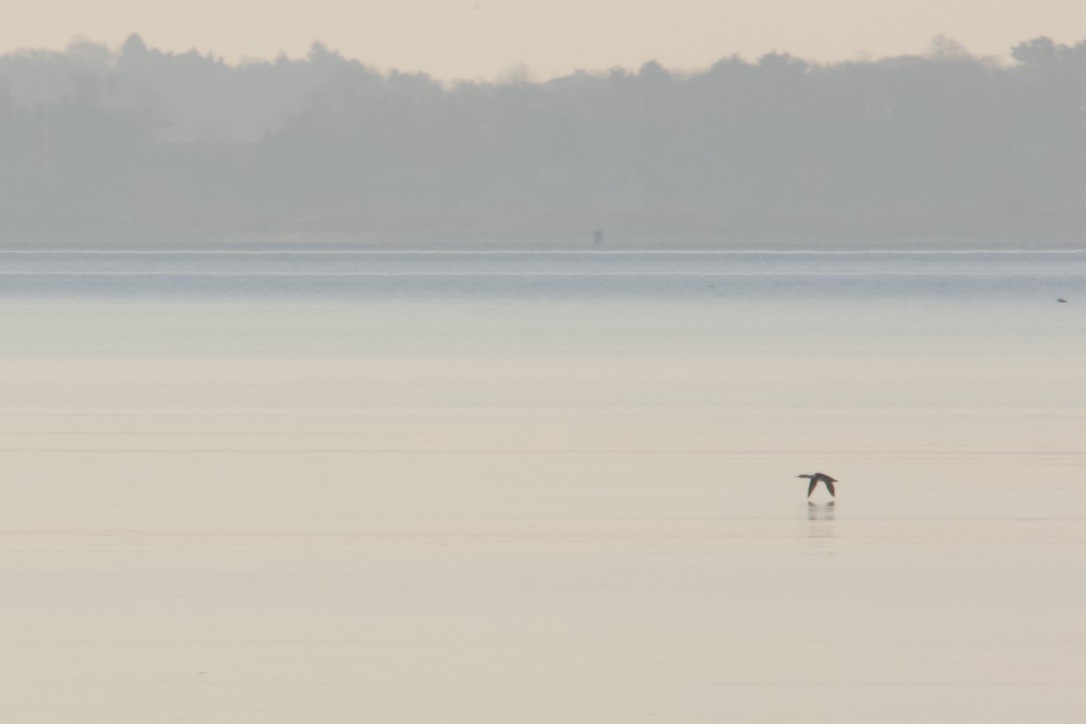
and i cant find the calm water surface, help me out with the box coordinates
[1,249,1084,721]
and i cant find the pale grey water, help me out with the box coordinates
[1,249,1085,721]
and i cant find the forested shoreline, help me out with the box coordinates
[2,34,1085,246]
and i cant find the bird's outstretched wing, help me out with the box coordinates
[807,479,818,497]
[824,479,836,497]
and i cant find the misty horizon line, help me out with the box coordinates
[4,31,1073,84]
[4,31,1086,246]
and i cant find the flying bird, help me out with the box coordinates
[798,472,837,498]
[1057,298,1068,303]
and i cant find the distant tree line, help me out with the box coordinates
[1,34,1085,245]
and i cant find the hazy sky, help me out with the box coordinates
[7,0,1086,79]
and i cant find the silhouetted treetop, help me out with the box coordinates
[1,35,1085,245]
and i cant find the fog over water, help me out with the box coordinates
[4,6,1086,719]
[1,249,1084,721]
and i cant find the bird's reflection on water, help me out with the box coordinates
[807,501,836,540]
